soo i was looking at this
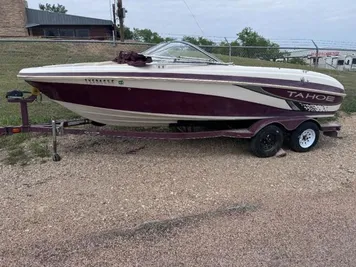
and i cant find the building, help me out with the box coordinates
[25,8,114,40]
[344,55,356,71]
[0,0,114,40]
[284,49,356,71]
[0,0,28,37]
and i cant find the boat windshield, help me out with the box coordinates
[142,41,226,64]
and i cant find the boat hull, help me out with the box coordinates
[19,62,346,127]
[26,79,341,127]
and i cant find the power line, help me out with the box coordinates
[181,0,205,36]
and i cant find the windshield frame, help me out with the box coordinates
[142,40,225,64]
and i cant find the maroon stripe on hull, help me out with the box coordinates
[24,71,345,94]
[27,82,335,118]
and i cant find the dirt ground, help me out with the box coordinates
[1,115,356,267]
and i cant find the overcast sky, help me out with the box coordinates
[27,0,356,44]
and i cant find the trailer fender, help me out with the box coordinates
[248,117,321,137]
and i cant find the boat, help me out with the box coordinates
[17,40,346,128]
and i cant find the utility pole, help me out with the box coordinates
[117,0,126,42]
[112,3,117,43]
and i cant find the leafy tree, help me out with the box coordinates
[179,28,288,61]
[212,40,241,56]
[123,27,134,39]
[39,3,68,13]
[236,27,285,60]
[181,36,216,53]
[116,26,134,40]
[237,27,270,47]
[132,28,174,43]
[182,36,214,46]
[289,58,307,65]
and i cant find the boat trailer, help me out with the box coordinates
[0,92,342,161]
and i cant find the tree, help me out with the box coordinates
[235,27,286,60]
[181,36,216,52]
[39,3,68,13]
[289,58,307,65]
[132,28,173,43]
[237,27,270,47]
[116,26,134,40]
[212,40,241,56]
[182,36,214,46]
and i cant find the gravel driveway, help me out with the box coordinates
[1,114,356,267]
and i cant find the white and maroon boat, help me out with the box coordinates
[0,40,345,158]
[17,41,346,128]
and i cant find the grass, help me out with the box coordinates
[0,132,51,165]
[28,139,51,158]
[0,40,355,152]
[3,147,29,166]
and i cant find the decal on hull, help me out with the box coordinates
[236,85,344,105]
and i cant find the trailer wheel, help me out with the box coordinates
[289,121,320,152]
[250,125,284,158]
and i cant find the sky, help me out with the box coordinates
[27,0,356,45]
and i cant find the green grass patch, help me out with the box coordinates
[28,139,51,158]
[3,146,30,166]
[0,133,30,149]
[0,133,51,165]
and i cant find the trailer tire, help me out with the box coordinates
[289,121,320,152]
[250,125,284,158]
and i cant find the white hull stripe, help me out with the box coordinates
[55,101,337,127]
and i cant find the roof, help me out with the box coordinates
[25,8,113,28]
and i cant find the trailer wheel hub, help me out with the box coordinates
[299,129,316,148]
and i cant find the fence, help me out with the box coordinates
[1,38,356,79]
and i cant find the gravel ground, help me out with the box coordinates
[1,114,356,267]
